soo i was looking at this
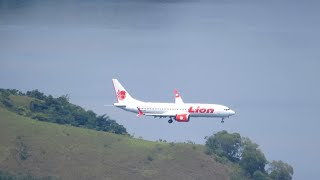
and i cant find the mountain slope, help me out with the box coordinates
[0,89,128,135]
[0,107,230,180]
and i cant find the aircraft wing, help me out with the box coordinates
[144,112,191,122]
[136,107,187,118]
[143,112,177,117]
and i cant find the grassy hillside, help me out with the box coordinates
[0,107,230,180]
[0,89,128,135]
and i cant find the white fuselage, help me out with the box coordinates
[115,102,235,118]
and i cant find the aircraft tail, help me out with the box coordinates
[112,79,139,104]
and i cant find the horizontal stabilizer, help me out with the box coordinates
[114,103,126,107]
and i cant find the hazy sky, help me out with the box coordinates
[1,0,320,179]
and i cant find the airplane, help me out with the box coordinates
[112,79,235,124]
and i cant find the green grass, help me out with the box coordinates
[9,95,34,108]
[0,107,230,180]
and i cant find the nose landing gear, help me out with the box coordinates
[221,118,225,123]
[168,118,173,124]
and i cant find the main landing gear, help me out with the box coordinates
[221,118,225,123]
[168,118,173,124]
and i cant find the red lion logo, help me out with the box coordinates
[117,90,126,100]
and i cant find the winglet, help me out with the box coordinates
[174,89,180,98]
[137,107,144,117]
[174,89,184,104]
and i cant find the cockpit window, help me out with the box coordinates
[224,108,230,111]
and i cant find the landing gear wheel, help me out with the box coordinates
[221,118,225,123]
[168,119,173,124]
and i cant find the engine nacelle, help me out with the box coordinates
[175,114,190,122]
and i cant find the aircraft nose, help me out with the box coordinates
[230,110,236,116]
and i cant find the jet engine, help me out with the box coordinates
[175,114,190,122]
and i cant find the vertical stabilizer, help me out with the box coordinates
[112,79,137,103]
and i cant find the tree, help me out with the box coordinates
[2,98,13,108]
[240,138,267,177]
[204,130,293,180]
[0,89,13,108]
[0,88,22,96]
[205,130,242,162]
[30,100,48,112]
[26,89,46,100]
[253,170,271,180]
[268,160,293,180]
[57,94,70,104]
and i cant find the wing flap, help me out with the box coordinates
[144,113,176,117]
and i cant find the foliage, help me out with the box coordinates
[0,88,128,135]
[252,170,272,180]
[268,160,293,180]
[205,131,292,180]
[0,89,13,108]
[26,89,46,100]
[240,138,268,177]
[229,166,248,180]
[205,130,242,162]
